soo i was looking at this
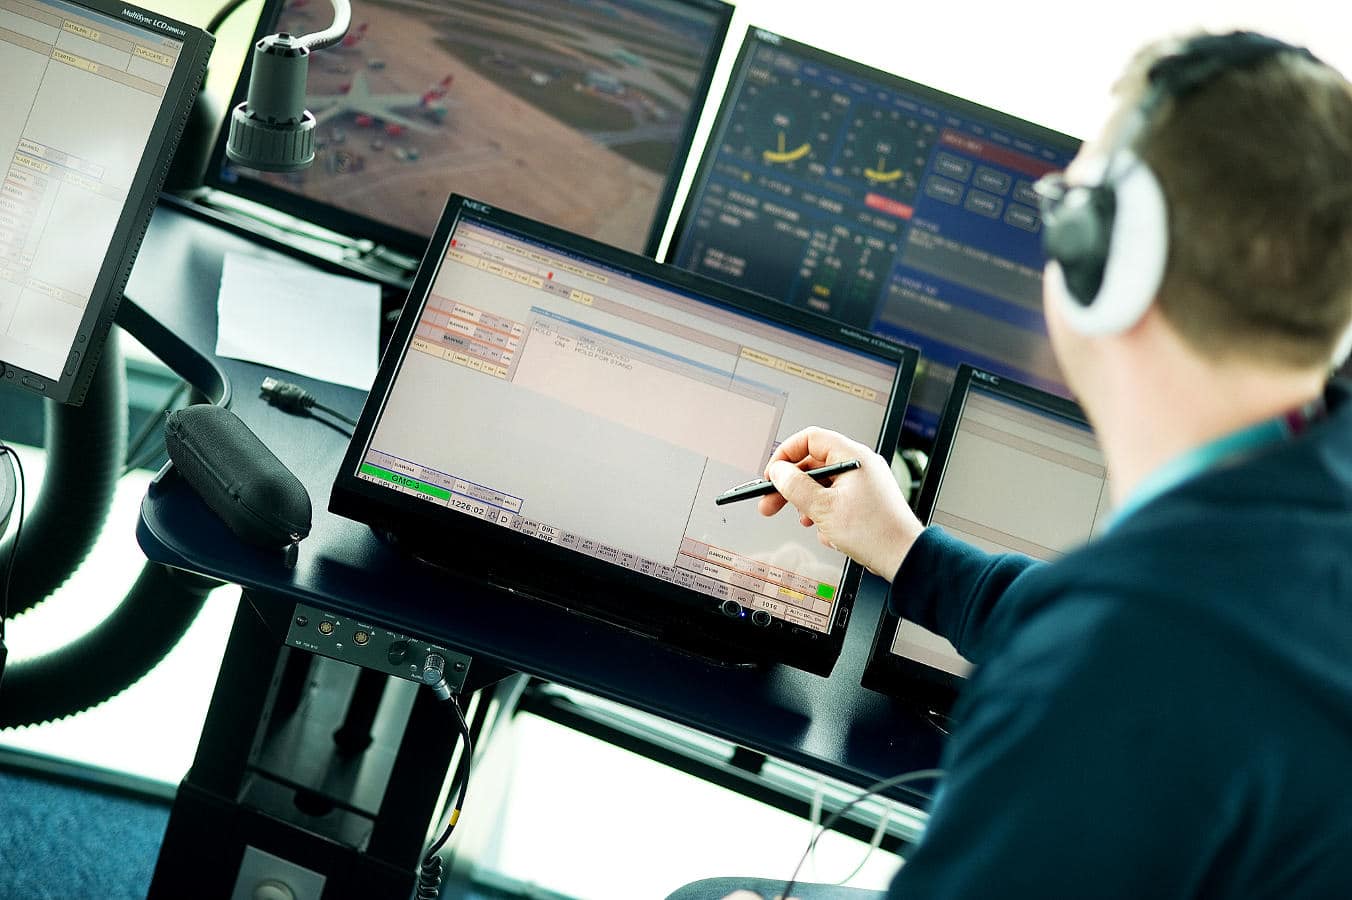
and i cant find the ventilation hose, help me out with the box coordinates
[2,334,126,617]
[0,564,216,728]
[0,331,216,727]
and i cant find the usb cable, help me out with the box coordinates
[259,376,358,430]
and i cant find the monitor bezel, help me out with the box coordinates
[0,0,213,405]
[860,364,1091,709]
[661,25,1082,443]
[666,24,1082,264]
[330,194,920,677]
[203,0,734,261]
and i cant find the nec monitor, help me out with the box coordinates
[861,365,1110,707]
[207,0,732,259]
[666,28,1082,442]
[0,0,211,404]
[330,195,919,676]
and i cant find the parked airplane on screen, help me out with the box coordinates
[311,72,454,134]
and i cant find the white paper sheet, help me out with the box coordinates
[215,252,380,391]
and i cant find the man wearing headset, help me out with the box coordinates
[700,30,1352,900]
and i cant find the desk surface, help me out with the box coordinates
[129,202,944,793]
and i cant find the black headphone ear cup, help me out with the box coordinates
[1040,33,1317,337]
[1048,153,1168,336]
[1041,184,1116,306]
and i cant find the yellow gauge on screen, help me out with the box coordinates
[864,156,903,183]
[764,131,812,163]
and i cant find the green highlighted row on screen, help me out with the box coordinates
[364,463,840,601]
[361,464,451,501]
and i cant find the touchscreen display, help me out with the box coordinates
[353,213,907,634]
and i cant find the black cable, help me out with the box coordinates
[205,0,253,35]
[124,382,183,462]
[123,381,190,474]
[780,768,945,900]
[311,400,357,428]
[125,381,202,471]
[0,442,26,641]
[123,442,170,476]
[416,696,473,899]
[259,376,357,432]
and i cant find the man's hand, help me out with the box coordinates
[758,427,923,582]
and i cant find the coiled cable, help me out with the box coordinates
[415,695,473,899]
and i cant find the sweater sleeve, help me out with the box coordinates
[887,527,1042,663]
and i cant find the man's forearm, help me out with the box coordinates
[886,527,1041,664]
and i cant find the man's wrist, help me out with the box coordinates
[878,521,925,582]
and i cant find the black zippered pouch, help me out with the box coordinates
[164,405,311,548]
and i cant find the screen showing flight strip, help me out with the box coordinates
[890,381,1111,676]
[356,218,901,634]
[668,29,1080,440]
[0,0,183,380]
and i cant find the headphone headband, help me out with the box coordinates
[1039,32,1321,335]
[1146,32,1320,109]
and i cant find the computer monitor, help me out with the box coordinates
[0,0,212,404]
[331,195,919,677]
[666,28,1082,443]
[861,365,1110,707]
[207,0,732,259]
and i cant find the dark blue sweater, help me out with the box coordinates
[887,381,1352,899]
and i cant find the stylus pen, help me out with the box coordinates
[714,459,862,506]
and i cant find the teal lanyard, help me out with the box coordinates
[1109,396,1327,530]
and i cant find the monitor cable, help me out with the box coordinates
[781,768,945,900]
[416,656,474,900]
[259,376,357,432]
[123,380,191,475]
[205,0,252,35]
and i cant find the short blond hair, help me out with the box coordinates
[1117,38,1352,369]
